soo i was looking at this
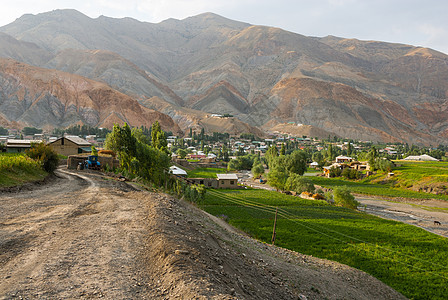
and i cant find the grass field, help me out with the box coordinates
[201,189,448,300]
[187,167,227,178]
[392,160,448,186]
[310,161,448,201]
[0,153,47,187]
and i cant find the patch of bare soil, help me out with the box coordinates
[357,196,448,238]
[0,169,406,299]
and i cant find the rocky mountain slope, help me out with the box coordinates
[0,58,180,132]
[1,9,447,144]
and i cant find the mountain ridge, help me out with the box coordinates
[0,10,447,145]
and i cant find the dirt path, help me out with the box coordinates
[0,169,406,299]
[356,196,448,238]
[0,169,156,299]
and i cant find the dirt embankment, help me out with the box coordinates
[0,169,405,299]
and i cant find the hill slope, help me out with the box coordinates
[0,58,181,132]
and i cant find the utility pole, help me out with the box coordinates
[271,207,278,245]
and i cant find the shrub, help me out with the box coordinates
[333,186,359,209]
[91,146,98,156]
[26,143,59,173]
[251,163,264,178]
[329,166,342,177]
[285,173,315,194]
[342,168,361,180]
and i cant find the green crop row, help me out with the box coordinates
[201,189,448,300]
[0,153,47,187]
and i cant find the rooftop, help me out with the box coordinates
[217,174,238,180]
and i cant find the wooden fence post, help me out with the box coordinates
[271,207,278,245]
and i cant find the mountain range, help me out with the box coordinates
[0,9,447,145]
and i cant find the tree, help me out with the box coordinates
[333,186,359,209]
[0,126,8,135]
[280,143,286,155]
[22,127,42,136]
[367,146,378,170]
[326,144,336,161]
[228,155,254,171]
[341,168,360,180]
[176,148,187,159]
[266,156,288,191]
[251,163,264,178]
[91,146,98,156]
[26,143,59,173]
[286,150,307,175]
[236,146,245,156]
[284,173,315,194]
[265,146,278,168]
[329,166,342,178]
[151,121,168,153]
[104,123,137,172]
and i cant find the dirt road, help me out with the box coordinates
[1,169,406,299]
[0,169,156,299]
[356,196,448,238]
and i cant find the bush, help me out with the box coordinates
[285,173,315,194]
[341,168,360,180]
[329,166,342,177]
[251,163,264,178]
[333,186,359,209]
[26,143,59,173]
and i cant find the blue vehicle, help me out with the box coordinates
[85,155,101,170]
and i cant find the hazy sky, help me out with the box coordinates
[1,0,447,54]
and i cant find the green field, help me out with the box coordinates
[0,153,47,187]
[187,167,227,178]
[393,160,448,185]
[201,189,448,300]
[310,161,448,201]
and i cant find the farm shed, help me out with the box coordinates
[6,139,43,153]
[217,173,238,189]
[48,136,91,156]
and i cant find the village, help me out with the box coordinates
[1,124,444,193]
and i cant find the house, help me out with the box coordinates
[403,154,438,161]
[335,155,353,163]
[217,174,239,189]
[310,161,319,169]
[47,136,91,156]
[169,166,188,177]
[187,154,207,160]
[6,139,43,153]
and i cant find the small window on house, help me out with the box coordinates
[200,180,204,184]
[230,180,234,185]
[208,182,212,187]
[221,181,225,184]
[61,138,64,145]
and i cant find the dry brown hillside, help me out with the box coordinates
[0,58,181,133]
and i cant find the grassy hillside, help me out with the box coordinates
[0,153,47,187]
[201,189,448,300]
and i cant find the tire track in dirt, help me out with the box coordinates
[0,169,155,299]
